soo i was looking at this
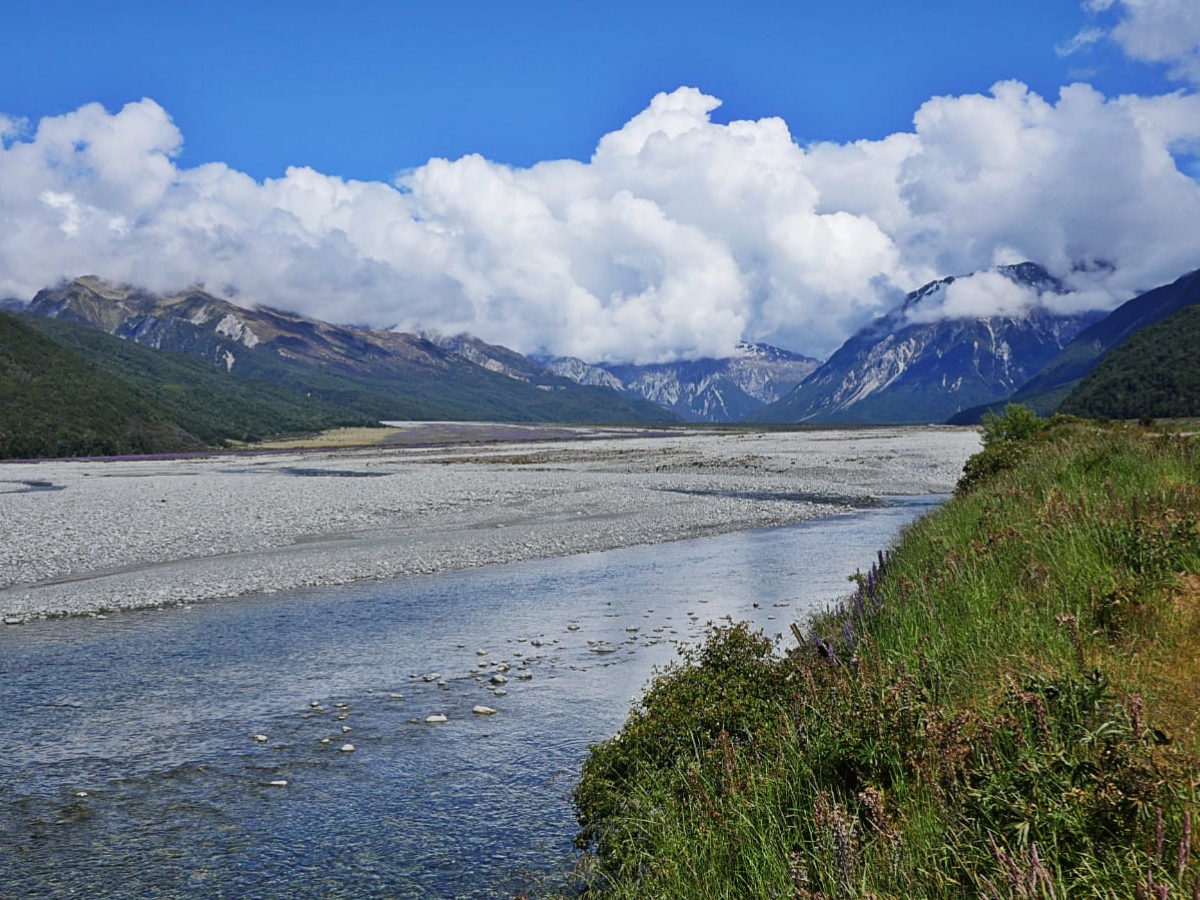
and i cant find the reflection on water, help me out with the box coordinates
[0,497,941,898]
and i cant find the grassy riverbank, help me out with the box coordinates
[573,412,1200,897]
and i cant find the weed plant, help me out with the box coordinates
[572,410,1200,898]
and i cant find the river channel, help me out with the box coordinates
[0,496,940,898]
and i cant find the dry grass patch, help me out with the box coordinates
[247,426,401,450]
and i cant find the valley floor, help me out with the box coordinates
[0,426,978,620]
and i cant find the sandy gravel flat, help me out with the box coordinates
[0,427,979,620]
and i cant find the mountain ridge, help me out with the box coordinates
[25,277,675,425]
[757,263,1103,424]
[542,343,820,423]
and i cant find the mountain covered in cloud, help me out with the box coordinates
[24,277,674,425]
[757,264,1104,424]
[2,78,1199,366]
[543,344,819,423]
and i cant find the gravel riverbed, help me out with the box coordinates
[0,427,979,620]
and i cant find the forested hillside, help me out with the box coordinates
[1060,304,1200,420]
[0,312,204,458]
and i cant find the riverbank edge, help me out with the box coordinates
[571,413,1200,897]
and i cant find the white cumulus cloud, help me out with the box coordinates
[905,272,1041,324]
[1,82,1199,362]
[1093,0,1200,84]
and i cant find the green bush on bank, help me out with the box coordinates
[572,416,1200,898]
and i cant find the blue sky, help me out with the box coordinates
[1,1,1199,361]
[0,0,1174,179]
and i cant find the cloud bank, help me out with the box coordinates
[1,79,1199,362]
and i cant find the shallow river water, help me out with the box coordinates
[0,496,940,898]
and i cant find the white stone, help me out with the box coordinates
[339,743,355,752]
[253,734,268,743]
[472,705,497,715]
[425,714,448,724]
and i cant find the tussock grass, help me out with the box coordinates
[572,411,1200,898]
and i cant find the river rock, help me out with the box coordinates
[472,705,497,715]
[490,673,508,685]
[423,673,441,682]
[339,743,355,752]
[253,734,268,743]
[425,714,448,724]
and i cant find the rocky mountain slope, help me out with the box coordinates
[543,343,819,423]
[25,277,673,425]
[757,263,1102,424]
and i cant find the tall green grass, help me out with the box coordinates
[572,412,1200,898]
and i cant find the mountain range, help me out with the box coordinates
[5,259,1200,459]
[757,263,1104,424]
[20,276,671,424]
[951,266,1200,422]
[540,343,820,423]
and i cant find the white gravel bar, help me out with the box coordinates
[0,426,979,620]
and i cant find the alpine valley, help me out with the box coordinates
[5,260,1200,459]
